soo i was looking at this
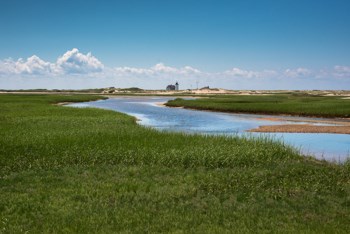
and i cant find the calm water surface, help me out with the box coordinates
[69,97,350,162]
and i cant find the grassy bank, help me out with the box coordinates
[166,94,350,118]
[0,94,349,233]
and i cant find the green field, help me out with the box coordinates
[0,94,349,233]
[166,94,350,118]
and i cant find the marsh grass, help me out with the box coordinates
[166,94,350,118]
[0,94,349,233]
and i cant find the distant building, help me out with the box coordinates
[166,85,176,91]
[166,82,179,91]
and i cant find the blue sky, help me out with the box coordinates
[0,0,349,90]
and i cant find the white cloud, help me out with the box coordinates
[56,48,104,74]
[284,67,312,78]
[0,59,16,75]
[148,63,202,76]
[223,68,278,78]
[182,66,201,74]
[333,65,350,78]
[223,68,259,78]
[0,55,54,75]
[113,66,153,76]
[151,63,177,73]
[0,48,104,76]
[111,63,203,77]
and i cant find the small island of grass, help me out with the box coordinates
[165,94,350,118]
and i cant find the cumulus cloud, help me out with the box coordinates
[0,48,104,76]
[56,48,104,74]
[0,55,54,75]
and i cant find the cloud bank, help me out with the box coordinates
[112,63,202,78]
[0,48,349,89]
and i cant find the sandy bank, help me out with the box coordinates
[250,116,350,134]
[248,124,350,135]
[256,117,350,126]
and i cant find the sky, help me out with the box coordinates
[0,0,349,90]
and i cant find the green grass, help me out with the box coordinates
[166,94,350,118]
[0,94,349,233]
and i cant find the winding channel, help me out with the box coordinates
[69,96,350,163]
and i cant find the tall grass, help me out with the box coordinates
[166,94,350,118]
[0,94,349,233]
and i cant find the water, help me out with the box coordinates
[69,97,350,162]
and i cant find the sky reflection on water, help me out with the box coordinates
[69,97,350,162]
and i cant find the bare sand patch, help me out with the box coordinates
[155,102,166,107]
[54,102,73,106]
[257,117,283,122]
